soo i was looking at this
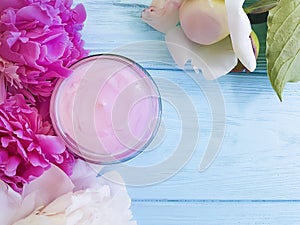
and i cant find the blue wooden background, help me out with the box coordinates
[74,0,300,224]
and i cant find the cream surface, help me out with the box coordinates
[54,55,160,163]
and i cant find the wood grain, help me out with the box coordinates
[73,0,300,223]
[131,200,300,225]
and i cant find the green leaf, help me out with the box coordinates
[266,0,300,100]
[244,0,279,14]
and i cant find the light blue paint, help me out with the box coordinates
[74,0,300,224]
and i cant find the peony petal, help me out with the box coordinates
[98,170,128,197]
[37,30,69,62]
[0,115,13,131]
[0,75,6,105]
[93,171,137,225]
[21,165,46,182]
[1,136,12,147]
[13,213,66,225]
[10,191,37,225]
[41,193,72,216]
[165,27,237,79]
[36,134,66,155]
[43,60,72,78]
[26,151,49,168]
[72,3,87,24]
[0,180,36,225]
[0,180,22,225]
[0,165,74,225]
[4,156,20,176]
[6,32,22,47]
[225,0,256,72]
[141,0,182,33]
[16,5,52,25]
[0,38,23,64]
[70,160,102,192]
[9,165,137,225]
[0,0,26,12]
[23,164,74,209]
[0,0,87,100]
[19,41,44,71]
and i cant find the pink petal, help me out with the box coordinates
[225,0,256,72]
[16,5,52,25]
[165,27,237,79]
[0,38,24,65]
[0,75,7,105]
[1,136,12,148]
[26,151,49,168]
[36,134,66,155]
[19,41,44,71]
[0,114,13,131]
[0,0,26,12]
[21,165,46,181]
[45,61,72,78]
[4,156,20,177]
[72,3,87,24]
[6,32,22,47]
[42,32,69,62]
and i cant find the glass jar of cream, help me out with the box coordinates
[50,54,161,164]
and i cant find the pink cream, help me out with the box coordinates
[50,54,161,164]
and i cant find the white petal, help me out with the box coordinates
[165,27,237,80]
[225,0,256,71]
[0,182,40,225]
[13,214,66,225]
[142,0,182,33]
[97,170,127,194]
[41,192,73,215]
[0,165,74,225]
[70,160,102,191]
[23,164,75,210]
[0,181,23,225]
[69,171,136,225]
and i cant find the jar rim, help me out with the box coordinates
[50,54,162,165]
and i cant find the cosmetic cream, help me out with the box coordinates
[50,54,161,164]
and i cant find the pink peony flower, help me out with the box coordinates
[0,94,75,193]
[0,0,88,102]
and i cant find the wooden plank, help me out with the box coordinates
[131,200,300,225]
[73,1,300,223]
[98,68,300,200]
[75,0,268,72]
[74,0,300,200]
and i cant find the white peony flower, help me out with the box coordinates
[0,163,75,225]
[13,184,136,225]
[142,0,257,79]
[0,161,137,225]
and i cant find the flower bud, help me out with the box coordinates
[179,0,229,45]
[250,30,260,59]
